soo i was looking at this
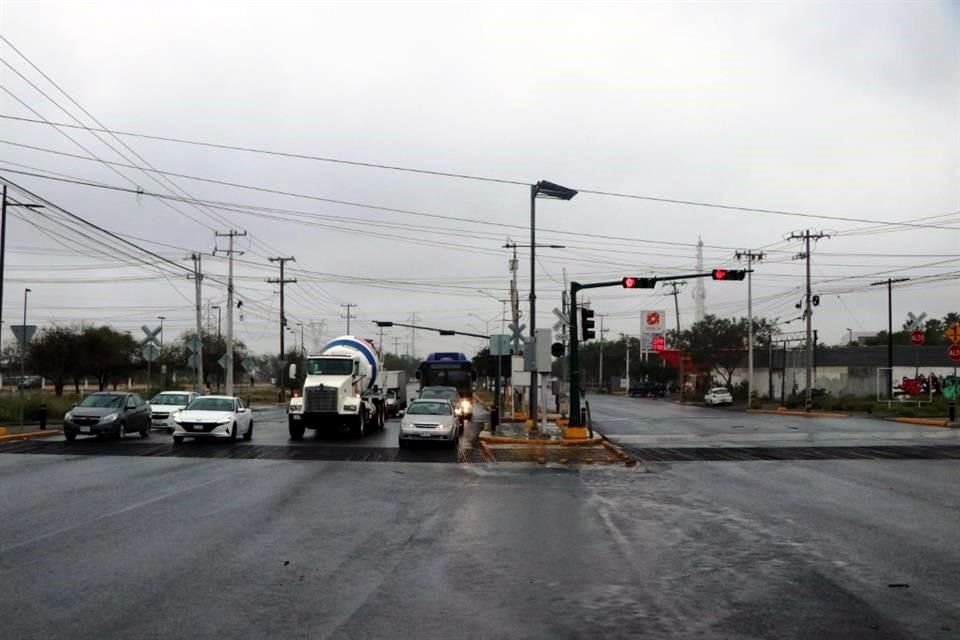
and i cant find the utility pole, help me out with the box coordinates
[341,304,357,334]
[871,277,910,400]
[215,230,246,396]
[789,230,828,410]
[664,281,686,401]
[268,256,297,402]
[623,333,630,392]
[735,250,764,406]
[0,186,43,351]
[598,313,609,390]
[189,253,204,392]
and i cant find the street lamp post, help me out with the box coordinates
[19,287,30,428]
[528,181,577,427]
[157,315,166,388]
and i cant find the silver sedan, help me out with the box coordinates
[399,399,459,448]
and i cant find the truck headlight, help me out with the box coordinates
[343,404,358,412]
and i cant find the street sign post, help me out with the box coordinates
[911,330,925,346]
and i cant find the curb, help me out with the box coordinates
[894,417,956,428]
[479,433,604,446]
[0,429,62,443]
[747,409,849,418]
[599,438,638,467]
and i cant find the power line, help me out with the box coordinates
[3,113,958,232]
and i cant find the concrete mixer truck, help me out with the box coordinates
[287,336,386,440]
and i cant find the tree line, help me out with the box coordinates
[13,325,251,396]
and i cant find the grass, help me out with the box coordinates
[0,393,79,425]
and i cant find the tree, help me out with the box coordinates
[177,331,249,391]
[26,326,79,396]
[672,315,778,388]
[76,326,137,391]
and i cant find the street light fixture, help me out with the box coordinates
[529,179,577,426]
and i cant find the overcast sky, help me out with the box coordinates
[1,1,958,360]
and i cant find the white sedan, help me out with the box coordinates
[704,387,734,406]
[172,395,253,444]
[150,391,198,431]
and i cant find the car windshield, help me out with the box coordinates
[710,388,730,394]
[306,358,353,375]
[421,389,456,400]
[151,394,192,406]
[186,398,235,412]
[78,394,125,408]
[407,401,451,415]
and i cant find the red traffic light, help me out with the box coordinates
[622,277,656,289]
[711,269,747,281]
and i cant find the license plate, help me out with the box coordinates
[79,427,91,434]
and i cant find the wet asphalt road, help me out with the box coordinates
[1,400,958,638]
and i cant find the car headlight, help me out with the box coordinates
[65,411,73,421]
[173,413,184,424]
[343,404,357,411]
[100,413,118,423]
[217,417,233,425]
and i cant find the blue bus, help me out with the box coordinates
[417,352,475,401]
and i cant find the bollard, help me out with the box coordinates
[950,403,956,424]
[39,403,48,430]
[490,406,499,430]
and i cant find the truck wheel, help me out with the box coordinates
[378,405,385,431]
[289,419,305,441]
[350,410,366,439]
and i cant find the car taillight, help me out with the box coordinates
[293,391,300,398]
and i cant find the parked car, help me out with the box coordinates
[704,387,734,406]
[399,399,459,448]
[64,392,151,441]
[419,386,469,421]
[15,375,42,390]
[629,381,666,398]
[149,391,198,431]
[172,395,253,444]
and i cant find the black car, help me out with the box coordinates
[628,382,666,398]
[63,392,151,441]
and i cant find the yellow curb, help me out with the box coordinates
[479,434,604,446]
[0,429,62,442]
[747,409,849,418]
[600,439,639,466]
[0,427,6,437]
[562,426,589,439]
[478,440,496,462]
[894,417,953,428]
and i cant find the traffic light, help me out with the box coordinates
[580,307,596,341]
[551,342,565,358]
[812,295,820,307]
[712,269,747,281]
[622,277,656,289]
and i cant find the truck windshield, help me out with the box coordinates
[307,358,354,376]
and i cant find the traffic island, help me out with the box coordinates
[894,417,958,429]
[478,418,636,466]
[0,425,62,442]
[747,407,850,418]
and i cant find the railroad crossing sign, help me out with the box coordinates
[905,312,927,332]
[508,322,526,343]
[948,344,960,363]
[552,307,569,332]
[141,324,161,347]
[911,330,925,346]
[946,322,960,345]
[142,342,160,362]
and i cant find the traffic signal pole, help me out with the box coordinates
[569,270,748,429]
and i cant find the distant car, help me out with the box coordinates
[704,387,734,406]
[399,399,459,448]
[419,386,470,421]
[149,391,198,431]
[173,395,253,444]
[629,382,666,398]
[16,375,42,390]
[64,392,151,441]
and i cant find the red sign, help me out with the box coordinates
[949,344,960,363]
[646,312,660,327]
[911,330,925,346]
[652,335,666,351]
